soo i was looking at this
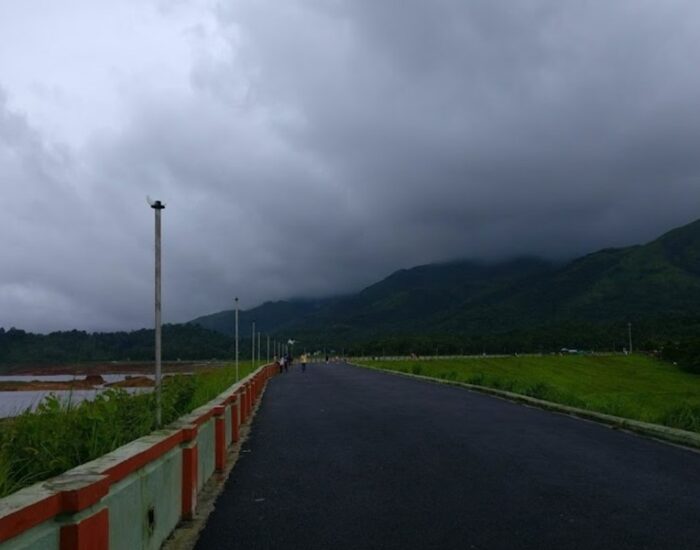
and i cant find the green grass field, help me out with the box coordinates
[360,354,700,432]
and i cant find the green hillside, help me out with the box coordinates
[293,257,555,334]
[191,218,700,353]
[190,299,327,337]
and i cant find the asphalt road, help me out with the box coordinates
[194,362,700,550]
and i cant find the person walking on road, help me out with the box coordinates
[300,353,308,372]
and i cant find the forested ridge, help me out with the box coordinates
[6,219,700,370]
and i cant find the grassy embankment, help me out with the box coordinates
[360,355,700,432]
[0,361,266,498]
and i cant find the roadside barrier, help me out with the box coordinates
[0,363,278,550]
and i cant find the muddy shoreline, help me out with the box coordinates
[0,375,157,391]
[0,360,226,376]
[0,360,228,391]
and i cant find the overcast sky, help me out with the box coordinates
[2,0,700,332]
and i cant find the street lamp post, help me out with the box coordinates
[251,320,256,369]
[257,332,261,366]
[267,335,270,363]
[628,322,633,354]
[234,297,239,381]
[149,199,165,428]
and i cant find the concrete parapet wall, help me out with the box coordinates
[0,364,277,550]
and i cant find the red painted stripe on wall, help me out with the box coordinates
[59,508,109,550]
[102,431,184,485]
[0,494,62,543]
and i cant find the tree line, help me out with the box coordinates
[0,324,239,367]
[2,317,700,373]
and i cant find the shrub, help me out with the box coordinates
[659,404,700,432]
[490,378,515,392]
[663,340,700,374]
[524,382,553,400]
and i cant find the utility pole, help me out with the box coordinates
[257,332,261,366]
[251,320,256,369]
[149,199,165,428]
[628,322,633,354]
[267,335,270,363]
[234,297,239,381]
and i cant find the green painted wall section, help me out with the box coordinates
[0,520,58,550]
[197,419,215,491]
[104,446,182,550]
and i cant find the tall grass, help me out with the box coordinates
[0,363,258,498]
[363,355,700,432]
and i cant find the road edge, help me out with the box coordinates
[349,361,700,452]
[162,385,269,550]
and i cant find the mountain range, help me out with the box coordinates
[191,219,700,353]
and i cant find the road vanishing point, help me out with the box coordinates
[195,362,700,550]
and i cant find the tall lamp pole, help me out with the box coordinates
[628,322,633,354]
[257,332,261,366]
[234,297,239,381]
[267,335,270,363]
[149,199,165,428]
[251,320,256,369]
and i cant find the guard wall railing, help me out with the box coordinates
[0,363,278,550]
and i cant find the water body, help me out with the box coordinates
[0,374,152,383]
[0,386,151,417]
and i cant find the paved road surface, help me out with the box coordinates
[195,362,700,549]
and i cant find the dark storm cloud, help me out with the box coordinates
[2,0,700,331]
[218,0,700,260]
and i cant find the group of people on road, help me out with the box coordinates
[277,352,310,373]
[277,354,290,373]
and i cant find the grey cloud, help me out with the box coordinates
[215,0,700,253]
[0,89,150,331]
[2,0,700,331]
